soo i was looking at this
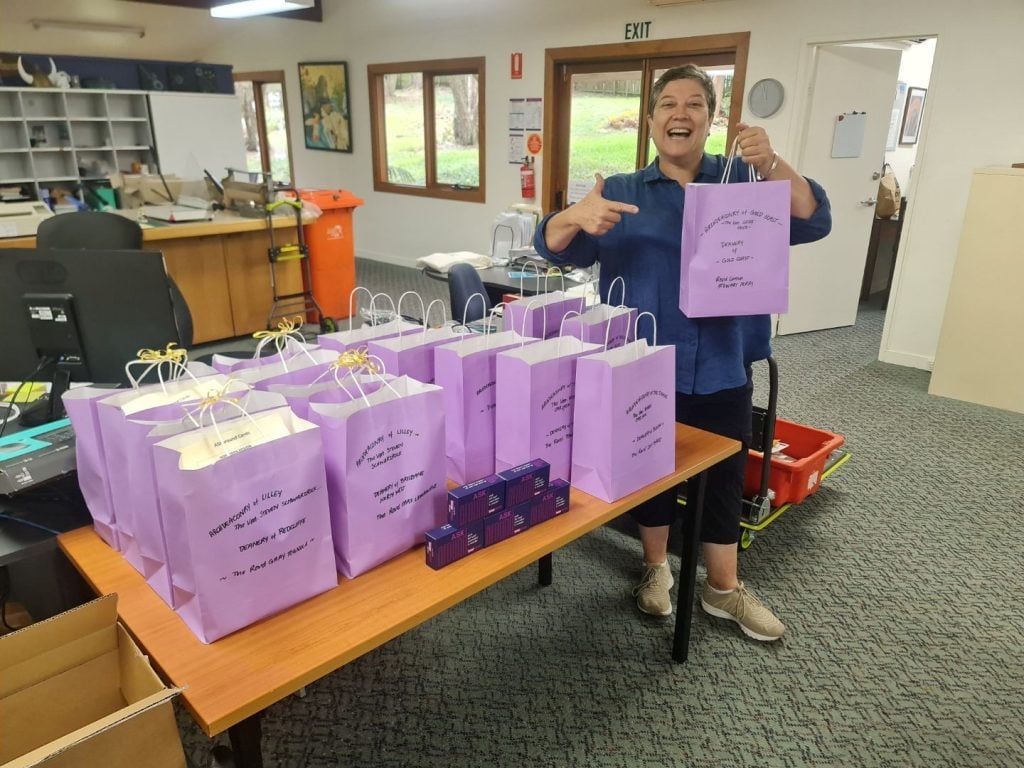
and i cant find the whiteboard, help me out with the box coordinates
[148,91,246,179]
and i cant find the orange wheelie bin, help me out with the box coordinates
[298,188,364,326]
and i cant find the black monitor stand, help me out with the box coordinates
[17,364,72,427]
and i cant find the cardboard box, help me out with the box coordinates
[112,173,184,208]
[0,594,184,768]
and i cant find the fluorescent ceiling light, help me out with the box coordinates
[210,0,313,19]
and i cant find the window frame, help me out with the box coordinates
[367,57,486,203]
[233,69,295,186]
[542,33,750,211]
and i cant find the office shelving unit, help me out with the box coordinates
[0,86,158,204]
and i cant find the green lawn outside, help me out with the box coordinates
[384,90,728,187]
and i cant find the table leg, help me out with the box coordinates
[227,711,265,768]
[538,553,552,586]
[673,472,706,663]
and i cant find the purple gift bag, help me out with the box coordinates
[121,390,288,607]
[560,276,637,350]
[570,333,676,502]
[680,156,791,318]
[366,294,456,383]
[434,330,533,484]
[494,336,602,482]
[62,386,123,549]
[211,317,319,373]
[504,291,587,340]
[152,406,337,643]
[317,290,421,353]
[94,375,244,564]
[306,376,447,579]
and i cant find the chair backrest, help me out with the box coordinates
[447,263,491,324]
[36,211,143,250]
[35,212,194,348]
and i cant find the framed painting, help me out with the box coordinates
[298,61,351,153]
[899,87,926,146]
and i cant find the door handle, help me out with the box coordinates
[860,197,877,206]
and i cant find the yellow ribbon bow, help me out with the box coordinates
[332,347,379,374]
[252,316,304,341]
[196,379,241,410]
[135,342,188,365]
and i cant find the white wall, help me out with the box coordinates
[885,38,935,190]
[3,0,1024,373]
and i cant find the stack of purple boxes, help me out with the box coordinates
[425,459,571,570]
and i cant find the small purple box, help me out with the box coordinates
[498,459,550,508]
[447,474,506,527]
[530,478,571,525]
[482,502,532,547]
[425,520,485,570]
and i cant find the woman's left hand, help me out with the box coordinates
[735,123,775,178]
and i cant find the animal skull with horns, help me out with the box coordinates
[17,56,70,88]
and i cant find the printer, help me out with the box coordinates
[0,201,54,238]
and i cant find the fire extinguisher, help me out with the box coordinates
[520,156,535,199]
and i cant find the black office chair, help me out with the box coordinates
[36,211,194,348]
[447,262,492,325]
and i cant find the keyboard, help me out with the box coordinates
[0,419,77,496]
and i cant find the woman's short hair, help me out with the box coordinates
[647,64,716,119]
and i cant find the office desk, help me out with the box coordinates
[422,264,592,308]
[0,213,303,345]
[0,476,93,621]
[59,424,738,767]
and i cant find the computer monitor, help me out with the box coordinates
[0,248,182,425]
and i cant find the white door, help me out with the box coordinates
[777,44,901,335]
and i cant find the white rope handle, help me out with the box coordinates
[486,302,507,345]
[517,259,542,295]
[396,291,427,345]
[519,297,547,344]
[634,311,658,359]
[346,287,375,331]
[543,267,566,294]
[721,137,757,184]
[425,298,448,329]
[195,383,268,459]
[560,309,581,338]
[125,344,198,392]
[606,275,626,306]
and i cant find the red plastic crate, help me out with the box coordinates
[743,418,845,506]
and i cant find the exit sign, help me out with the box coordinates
[625,21,652,40]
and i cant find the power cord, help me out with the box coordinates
[0,356,53,439]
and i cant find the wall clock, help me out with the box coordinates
[748,78,785,118]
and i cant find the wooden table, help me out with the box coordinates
[58,424,738,767]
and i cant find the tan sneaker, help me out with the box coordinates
[700,581,785,641]
[632,561,674,616]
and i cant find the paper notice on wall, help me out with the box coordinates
[567,179,594,205]
[523,98,542,131]
[508,133,526,164]
[831,112,867,158]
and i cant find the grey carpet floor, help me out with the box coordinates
[180,261,1024,767]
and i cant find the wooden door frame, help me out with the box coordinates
[542,32,750,212]
[233,69,295,185]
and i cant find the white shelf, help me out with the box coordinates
[0,87,157,205]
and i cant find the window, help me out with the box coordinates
[368,58,485,203]
[234,70,294,185]
[543,34,749,210]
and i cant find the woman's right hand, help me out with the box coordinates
[544,173,639,252]
[568,173,640,236]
